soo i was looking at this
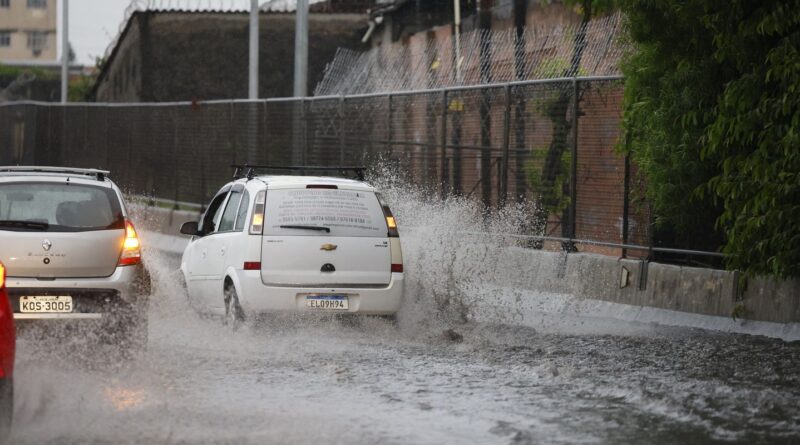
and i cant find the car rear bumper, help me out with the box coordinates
[5,264,148,321]
[235,270,404,315]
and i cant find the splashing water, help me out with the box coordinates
[366,162,543,333]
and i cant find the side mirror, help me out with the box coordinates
[180,221,200,236]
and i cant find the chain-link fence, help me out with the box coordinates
[1,75,691,260]
[315,13,624,96]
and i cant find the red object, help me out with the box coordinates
[306,184,338,189]
[243,262,262,270]
[0,261,14,379]
[391,264,403,273]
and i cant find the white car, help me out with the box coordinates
[179,167,404,325]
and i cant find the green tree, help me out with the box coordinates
[620,0,800,278]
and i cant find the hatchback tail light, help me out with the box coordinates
[118,220,142,266]
[382,205,399,238]
[250,190,266,234]
[391,264,403,273]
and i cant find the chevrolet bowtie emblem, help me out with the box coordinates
[320,243,338,251]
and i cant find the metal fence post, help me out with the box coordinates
[173,108,180,204]
[262,100,269,164]
[500,83,511,206]
[103,106,110,168]
[568,77,579,249]
[302,98,308,165]
[622,151,631,258]
[440,89,449,198]
[339,95,345,164]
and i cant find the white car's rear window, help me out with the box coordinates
[263,188,386,237]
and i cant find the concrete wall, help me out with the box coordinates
[96,11,365,102]
[94,13,144,102]
[488,246,799,324]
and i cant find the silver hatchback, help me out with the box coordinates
[0,166,149,351]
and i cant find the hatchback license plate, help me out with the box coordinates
[306,295,349,310]
[20,296,74,313]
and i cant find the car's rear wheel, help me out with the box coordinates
[0,377,12,443]
[224,283,245,331]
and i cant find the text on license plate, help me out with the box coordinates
[306,295,349,310]
[20,296,74,313]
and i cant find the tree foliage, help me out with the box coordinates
[620,0,800,278]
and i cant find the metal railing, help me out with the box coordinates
[0,76,723,265]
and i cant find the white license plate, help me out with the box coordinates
[306,295,349,310]
[20,296,74,313]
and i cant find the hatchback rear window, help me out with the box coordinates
[0,182,124,232]
[263,188,386,237]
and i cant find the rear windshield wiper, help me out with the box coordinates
[279,225,331,233]
[0,219,49,231]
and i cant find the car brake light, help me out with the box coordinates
[250,190,266,234]
[306,184,338,189]
[243,262,261,270]
[391,264,403,273]
[118,220,141,266]
[0,261,5,289]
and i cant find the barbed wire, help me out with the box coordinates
[314,12,624,96]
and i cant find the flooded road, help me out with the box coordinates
[8,186,800,444]
[10,283,800,444]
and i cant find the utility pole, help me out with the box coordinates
[293,0,309,97]
[61,0,68,103]
[454,0,461,84]
[248,0,259,99]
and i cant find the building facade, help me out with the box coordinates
[0,0,57,62]
[93,9,368,102]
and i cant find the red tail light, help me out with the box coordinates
[391,264,403,273]
[243,262,261,270]
[118,220,142,266]
[0,261,5,290]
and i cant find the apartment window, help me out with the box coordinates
[0,32,10,47]
[27,31,47,55]
[0,0,10,9]
[27,0,47,9]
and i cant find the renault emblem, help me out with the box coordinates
[320,243,337,251]
[42,239,52,251]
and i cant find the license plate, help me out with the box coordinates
[306,295,349,310]
[20,296,74,313]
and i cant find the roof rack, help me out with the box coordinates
[0,166,110,182]
[232,164,367,181]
